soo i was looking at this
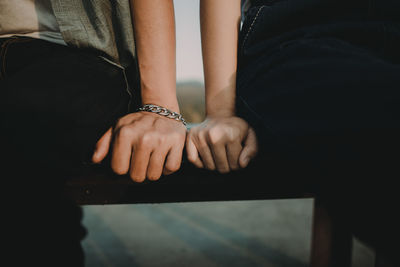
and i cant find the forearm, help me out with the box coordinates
[200,0,241,117]
[130,0,179,112]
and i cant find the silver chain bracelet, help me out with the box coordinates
[137,104,187,126]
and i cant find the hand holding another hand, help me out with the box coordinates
[186,116,258,173]
[92,111,187,182]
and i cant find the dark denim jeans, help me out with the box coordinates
[0,37,134,266]
[236,0,400,262]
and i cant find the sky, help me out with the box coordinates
[174,0,204,82]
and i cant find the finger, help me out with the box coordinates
[239,127,258,168]
[210,142,230,173]
[226,141,242,171]
[197,142,216,170]
[111,127,133,175]
[163,143,184,175]
[147,149,169,181]
[185,135,204,168]
[130,144,151,183]
[92,128,112,163]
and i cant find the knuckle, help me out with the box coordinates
[159,134,170,144]
[140,134,156,148]
[117,126,132,139]
[115,117,126,128]
[228,128,240,142]
[207,128,223,145]
[162,133,175,144]
[174,131,186,141]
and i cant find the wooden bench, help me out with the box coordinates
[65,156,378,267]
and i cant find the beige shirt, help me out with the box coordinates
[0,0,136,68]
[51,0,136,68]
[0,0,66,46]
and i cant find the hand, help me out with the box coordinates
[186,116,258,173]
[92,112,187,182]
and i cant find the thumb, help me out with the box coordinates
[239,127,258,168]
[92,128,113,163]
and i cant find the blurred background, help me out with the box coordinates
[82,1,374,266]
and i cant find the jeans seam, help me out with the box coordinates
[240,5,266,55]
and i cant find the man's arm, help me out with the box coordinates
[130,0,179,112]
[92,0,186,182]
[186,0,258,173]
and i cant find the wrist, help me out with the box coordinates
[206,109,236,118]
[205,86,236,118]
[138,104,187,126]
[206,103,235,118]
[142,100,180,114]
[141,90,180,113]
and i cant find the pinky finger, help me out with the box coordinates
[186,137,204,168]
[163,144,183,176]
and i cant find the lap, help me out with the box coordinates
[236,26,400,191]
[237,36,400,134]
[237,15,400,135]
[0,37,132,170]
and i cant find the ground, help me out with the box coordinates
[82,199,374,267]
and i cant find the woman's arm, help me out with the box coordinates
[200,0,240,117]
[92,0,186,182]
[186,0,258,173]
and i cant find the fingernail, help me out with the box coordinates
[242,157,250,166]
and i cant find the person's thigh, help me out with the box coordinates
[0,39,133,266]
[1,41,132,169]
[236,28,400,265]
[237,36,400,180]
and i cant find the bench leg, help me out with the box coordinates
[310,198,353,267]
